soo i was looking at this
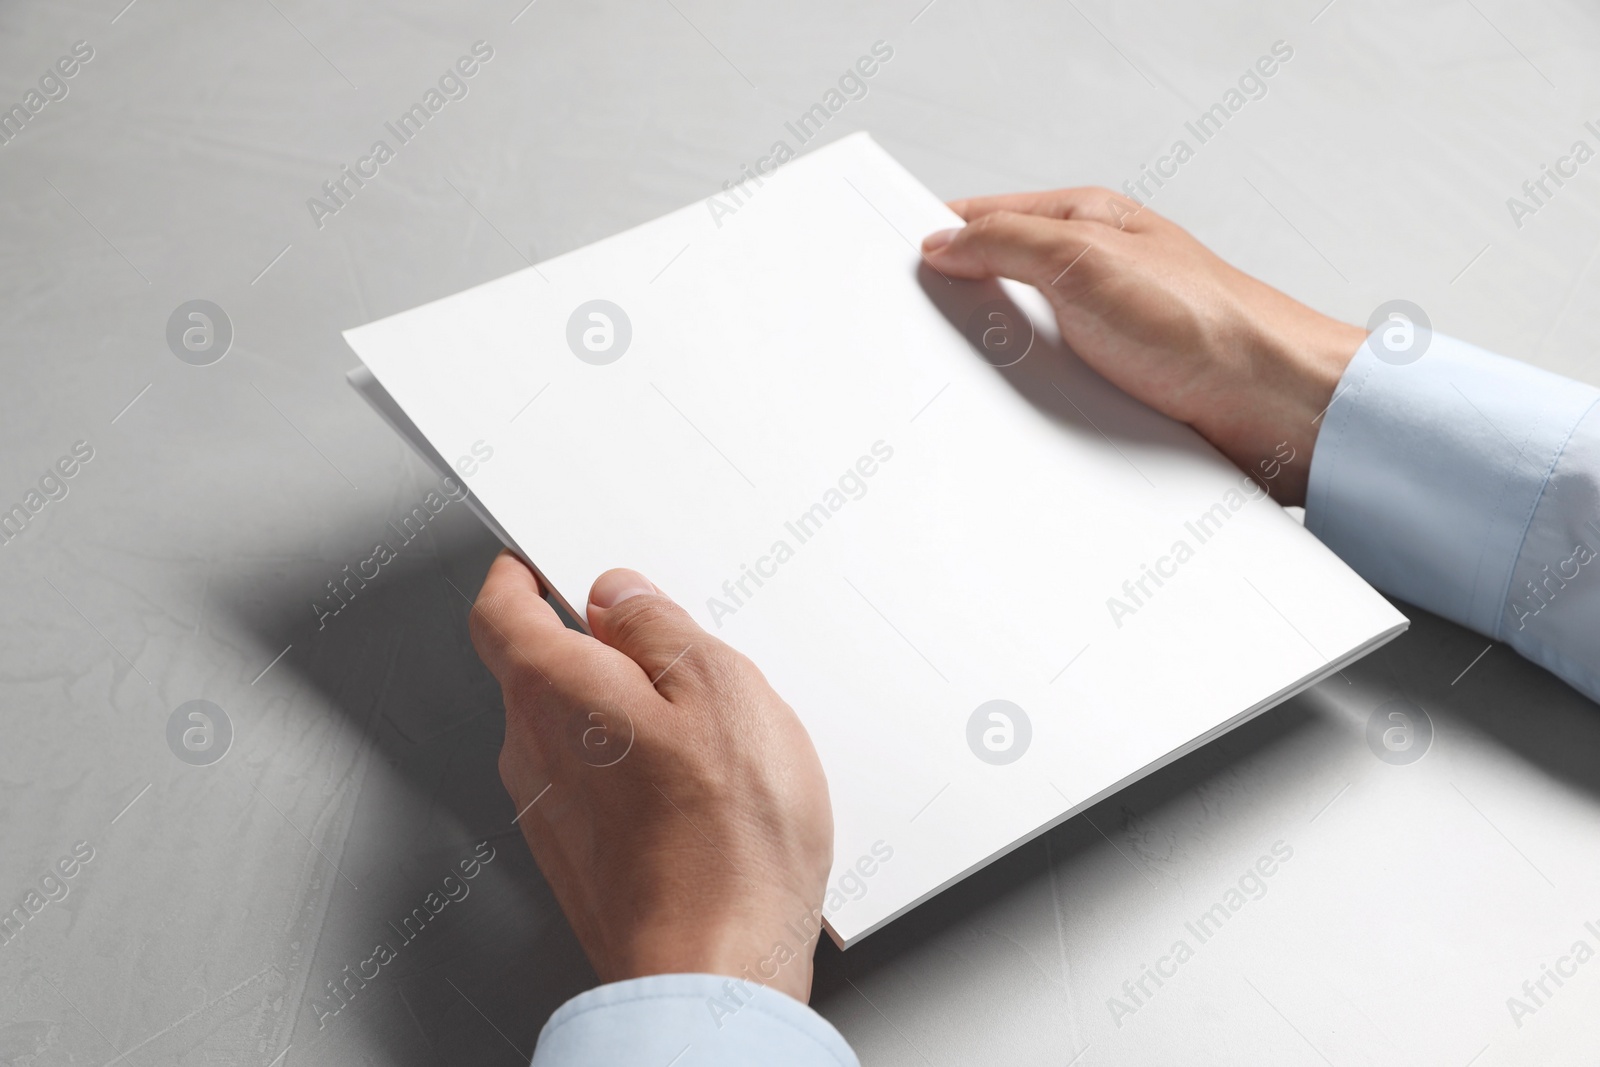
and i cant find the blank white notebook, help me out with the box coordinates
[343,132,1407,947]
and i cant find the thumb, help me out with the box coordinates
[922,211,1103,290]
[585,569,712,698]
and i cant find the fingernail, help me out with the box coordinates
[922,227,959,253]
[590,568,656,609]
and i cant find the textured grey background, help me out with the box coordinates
[2,0,1598,1064]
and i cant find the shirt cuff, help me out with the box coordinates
[1306,331,1600,640]
[530,974,859,1067]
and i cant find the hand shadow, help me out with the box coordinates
[914,263,1181,455]
[213,504,592,1065]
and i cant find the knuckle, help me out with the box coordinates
[467,603,497,654]
[966,211,1011,239]
[661,637,740,688]
[496,741,518,789]
[688,643,744,693]
[567,637,615,676]
[609,595,686,647]
[468,586,516,648]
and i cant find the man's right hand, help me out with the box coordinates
[470,554,835,1005]
[921,188,1368,506]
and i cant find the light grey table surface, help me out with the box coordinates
[3,1,1599,1064]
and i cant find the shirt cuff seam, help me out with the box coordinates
[1305,340,1377,536]
[1488,391,1600,641]
[541,989,854,1066]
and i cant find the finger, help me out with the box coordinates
[921,211,1106,289]
[470,550,587,690]
[585,569,722,700]
[947,187,1150,231]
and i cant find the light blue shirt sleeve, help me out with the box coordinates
[529,973,860,1067]
[1306,332,1600,702]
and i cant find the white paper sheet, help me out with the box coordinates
[344,132,1407,946]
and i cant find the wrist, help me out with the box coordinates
[618,907,819,1003]
[1194,306,1364,507]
